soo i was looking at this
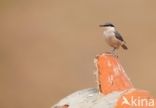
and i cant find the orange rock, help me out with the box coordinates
[95,53,133,94]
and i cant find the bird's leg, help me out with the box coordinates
[110,47,116,54]
[110,48,118,57]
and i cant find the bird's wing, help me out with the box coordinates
[114,31,124,42]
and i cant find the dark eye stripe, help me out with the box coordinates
[104,24,114,27]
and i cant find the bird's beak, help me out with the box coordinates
[99,25,105,27]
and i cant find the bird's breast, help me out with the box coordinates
[103,31,114,37]
[103,31,121,48]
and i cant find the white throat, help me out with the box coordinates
[104,26,115,32]
[103,26,115,37]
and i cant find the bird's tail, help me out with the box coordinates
[121,44,128,50]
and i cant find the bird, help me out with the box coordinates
[99,22,128,52]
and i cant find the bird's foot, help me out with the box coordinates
[110,48,118,58]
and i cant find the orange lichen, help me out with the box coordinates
[96,53,133,94]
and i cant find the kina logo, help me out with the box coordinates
[121,96,155,107]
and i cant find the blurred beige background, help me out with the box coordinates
[1,0,156,108]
